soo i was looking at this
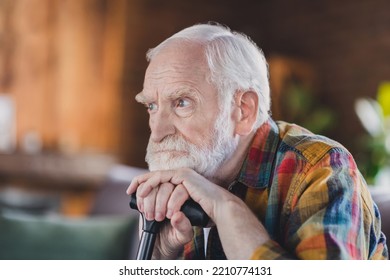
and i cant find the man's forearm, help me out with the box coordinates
[214,196,270,259]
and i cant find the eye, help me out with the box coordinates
[174,98,194,117]
[176,98,191,108]
[146,102,158,112]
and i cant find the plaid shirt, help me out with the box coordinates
[181,118,388,259]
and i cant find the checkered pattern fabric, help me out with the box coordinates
[181,118,388,260]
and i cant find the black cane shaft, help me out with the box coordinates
[129,192,209,260]
[136,231,157,260]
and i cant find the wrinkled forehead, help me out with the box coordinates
[138,41,222,108]
[144,41,210,85]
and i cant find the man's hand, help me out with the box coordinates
[127,168,270,259]
[127,168,220,259]
[127,168,224,220]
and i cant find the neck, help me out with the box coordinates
[208,131,255,188]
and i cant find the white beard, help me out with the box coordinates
[145,110,239,178]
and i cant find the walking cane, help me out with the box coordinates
[129,193,209,260]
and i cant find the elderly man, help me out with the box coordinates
[127,23,388,260]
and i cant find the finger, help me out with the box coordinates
[142,186,158,221]
[170,211,193,244]
[136,184,145,212]
[137,171,176,198]
[137,170,182,195]
[155,182,174,222]
[127,175,147,195]
[126,172,158,195]
[167,184,189,219]
[126,170,179,196]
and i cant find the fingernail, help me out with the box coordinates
[166,209,173,219]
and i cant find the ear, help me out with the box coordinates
[232,90,258,136]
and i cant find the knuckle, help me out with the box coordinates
[175,185,186,195]
[160,182,173,189]
[176,168,186,179]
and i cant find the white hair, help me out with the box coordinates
[146,23,271,128]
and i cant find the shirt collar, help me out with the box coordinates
[236,118,280,189]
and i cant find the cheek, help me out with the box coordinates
[174,103,220,146]
[178,119,215,147]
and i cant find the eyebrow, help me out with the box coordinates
[135,92,148,103]
[135,88,200,104]
[168,88,199,101]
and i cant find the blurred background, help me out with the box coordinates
[0,0,390,259]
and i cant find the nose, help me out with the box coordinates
[149,109,175,143]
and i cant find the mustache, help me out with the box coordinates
[147,135,198,153]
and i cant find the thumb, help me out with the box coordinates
[170,211,193,244]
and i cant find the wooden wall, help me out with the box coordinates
[0,0,128,156]
[1,0,389,168]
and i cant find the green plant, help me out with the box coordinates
[280,83,336,134]
[354,82,390,185]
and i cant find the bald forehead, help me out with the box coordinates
[144,41,211,86]
[148,41,207,70]
[150,39,207,63]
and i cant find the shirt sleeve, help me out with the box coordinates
[250,148,388,260]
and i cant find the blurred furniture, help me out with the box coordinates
[0,164,146,260]
[0,153,116,187]
[370,187,390,251]
[90,164,148,259]
[0,213,137,260]
[90,164,147,216]
[0,152,117,216]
